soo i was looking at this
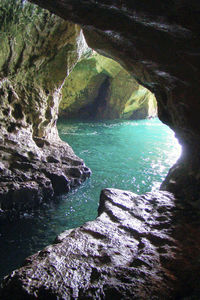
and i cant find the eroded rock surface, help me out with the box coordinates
[60,52,157,120]
[0,1,91,214]
[29,0,200,203]
[1,188,200,299]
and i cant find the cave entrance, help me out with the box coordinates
[57,50,181,225]
[0,7,182,282]
[78,75,110,119]
[58,52,157,121]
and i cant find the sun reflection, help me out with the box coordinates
[165,134,182,165]
[151,133,182,191]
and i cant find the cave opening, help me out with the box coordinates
[0,47,182,282]
[58,51,158,121]
[56,51,182,224]
[78,76,111,120]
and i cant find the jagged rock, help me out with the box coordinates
[0,0,91,214]
[1,188,200,299]
[59,52,157,120]
[29,0,200,203]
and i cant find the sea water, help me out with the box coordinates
[0,118,181,280]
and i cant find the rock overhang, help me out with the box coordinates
[27,0,200,201]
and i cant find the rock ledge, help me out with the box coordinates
[1,188,200,299]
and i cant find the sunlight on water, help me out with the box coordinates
[58,118,181,195]
[0,118,181,280]
[55,118,181,229]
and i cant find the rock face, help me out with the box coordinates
[59,52,157,120]
[1,188,200,299]
[29,0,200,204]
[0,0,91,214]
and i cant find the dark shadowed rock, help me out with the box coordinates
[1,188,200,299]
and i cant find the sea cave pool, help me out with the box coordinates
[0,118,181,280]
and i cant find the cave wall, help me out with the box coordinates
[0,0,90,214]
[29,0,200,204]
[59,52,157,120]
[0,1,200,297]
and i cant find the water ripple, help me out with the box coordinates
[0,118,181,281]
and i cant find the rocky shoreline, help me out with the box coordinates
[1,188,200,299]
[0,134,91,217]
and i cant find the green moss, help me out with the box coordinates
[0,0,84,138]
[60,52,157,120]
[0,0,43,34]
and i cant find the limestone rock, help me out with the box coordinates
[0,0,91,214]
[29,0,200,202]
[59,52,157,120]
[1,188,200,299]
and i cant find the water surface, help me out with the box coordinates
[0,118,181,280]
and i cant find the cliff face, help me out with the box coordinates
[60,52,157,120]
[29,0,200,205]
[0,0,90,214]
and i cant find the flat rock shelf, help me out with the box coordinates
[1,188,200,299]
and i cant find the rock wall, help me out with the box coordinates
[59,52,157,120]
[29,0,200,204]
[0,0,90,215]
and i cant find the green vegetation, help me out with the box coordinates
[0,0,43,34]
[0,0,83,138]
[60,52,157,120]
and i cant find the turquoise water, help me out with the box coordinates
[57,118,181,228]
[0,118,181,280]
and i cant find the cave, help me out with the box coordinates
[0,0,200,299]
[62,75,112,120]
[59,50,157,120]
[79,76,111,119]
[68,76,111,119]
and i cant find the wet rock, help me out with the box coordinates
[0,137,91,215]
[0,1,91,215]
[1,188,200,299]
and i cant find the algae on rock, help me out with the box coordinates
[0,0,90,214]
[59,53,157,120]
